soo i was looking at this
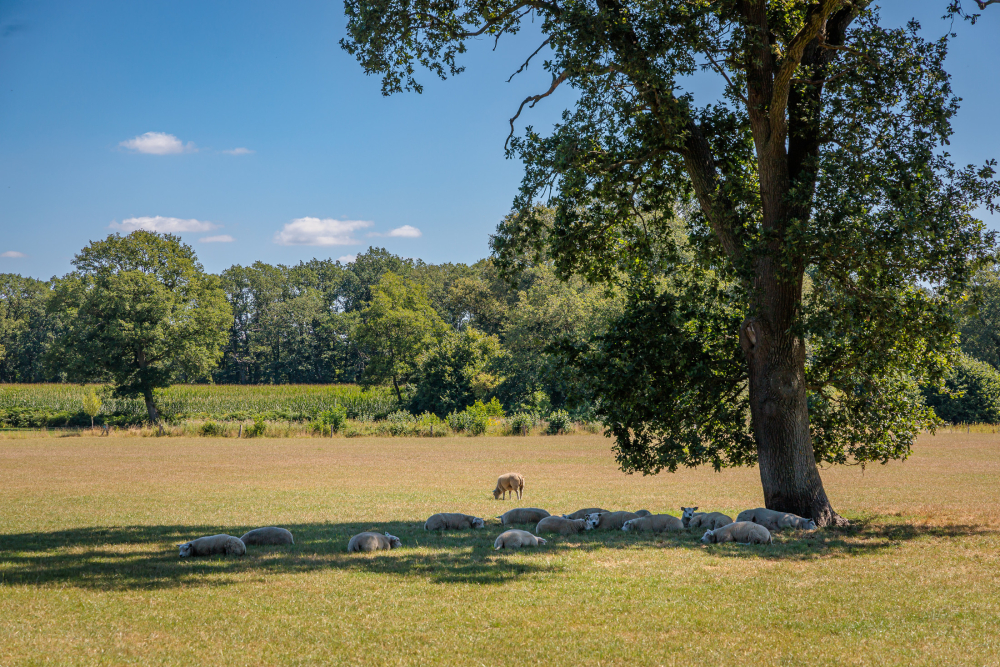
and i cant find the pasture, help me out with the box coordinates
[1,432,998,666]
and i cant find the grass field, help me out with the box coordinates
[1,432,999,666]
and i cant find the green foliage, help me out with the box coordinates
[959,267,1000,370]
[318,405,348,433]
[410,327,506,416]
[200,421,224,437]
[82,389,102,423]
[924,354,1000,424]
[446,403,489,436]
[546,409,571,435]
[245,417,268,438]
[49,231,231,423]
[508,412,536,435]
[0,273,63,383]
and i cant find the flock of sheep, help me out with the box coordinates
[176,472,819,558]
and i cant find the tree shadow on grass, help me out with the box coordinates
[1,519,993,590]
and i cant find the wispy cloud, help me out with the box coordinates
[119,132,196,155]
[110,216,219,233]
[199,235,234,243]
[1,251,26,258]
[273,217,372,246]
[338,254,357,264]
[222,147,254,155]
[368,224,423,239]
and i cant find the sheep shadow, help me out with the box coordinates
[1,518,990,590]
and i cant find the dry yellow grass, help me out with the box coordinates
[1,432,999,666]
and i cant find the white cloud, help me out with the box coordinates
[338,254,357,264]
[222,147,254,155]
[200,235,234,243]
[119,132,196,155]
[1,251,26,258]
[273,217,372,246]
[110,216,219,233]
[388,225,422,238]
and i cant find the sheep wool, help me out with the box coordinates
[701,521,772,545]
[493,472,525,500]
[562,508,610,520]
[494,529,547,550]
[178,534,247,558]
[587,511,641,531]
[497,507,551,526]
[687,512,734,530]
[240,527,294,546]
[621,514,684,533]
[736,508,817,531]
[423,513,487,531]
[348,532,402,552]
[535,516,594,535]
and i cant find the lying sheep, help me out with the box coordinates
[239,526,294,546]
[736,508,817,531]
[681,508,733,530]
[424,513,487,531]
[680,506,703,528]
[562,508,609,520]
[535,515,597,536]
[493,472,524,500]
[621,514,684,533]
[494,529,547,550]
[178,534,246,558]
[586,511,640,531]
[634,509,652,517]
[701,521,772,545]
[497,507,551,526]
[347,532,402,552]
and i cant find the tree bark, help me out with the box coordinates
[142,387,160,425]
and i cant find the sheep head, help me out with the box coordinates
[178,543,193,557]
[472,517,486,529]
[680,507,699,527]
[492,489,501,500]
[384,532,402,549]
[700,530,716,544]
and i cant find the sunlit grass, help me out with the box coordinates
[1,432,999,665]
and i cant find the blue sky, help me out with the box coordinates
[0,1,997,280]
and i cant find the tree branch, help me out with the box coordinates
[507,37,552,83]
[506,71,569,149]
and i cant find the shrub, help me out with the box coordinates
[318,405,348,433]
[546,409,572,434]
[385,409,416,436]
[447,407,488,435]
[925,353,1000,424]
[245,417,268,438]
[200,421,225,437]
[509,412,536,435]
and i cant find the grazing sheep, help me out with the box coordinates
[621,514,684,533]
[562,508,610,520]
[687,512,734,530]
[497,507,551,526]
[535,515,597,536]
[347,532,402,552]
[494,529,547,550]
[736,508,817,531]
[178,534,246,558]
[493,472,524,500]
[701,521,772,545]
[239,526,294,546]
[586,511,640,531]
[423,513,487,531]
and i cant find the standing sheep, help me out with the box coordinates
[701,521,772,545]
[424,513,487,531]
[535,515,598,536]
[348,532,402,552]
[240,527,294,546]
[586,511,641,531]
[497,507,551,526]
[562,508,609,520]
[493,472,524,500]
[621,514,684,533]
[494,529,547,550]
[178,534,247,558]
[736,508,817,531]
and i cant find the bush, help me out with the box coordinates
[508,412,536,435]
[200,421,225,437]
[245,417,268,438]
[447,407,489,436]
[385,409,416,436]
[546,409,572,434]
[318,405,348,433]
[924,353,1000,424]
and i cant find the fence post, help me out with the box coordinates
[238,424,243,438]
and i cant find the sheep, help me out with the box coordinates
[681,509,734,530]
[586,511,640,531]
[347,531,402,552]
[494,529,547,550]
[562,508,610,520]
[634,509,652,517]
[701,521,772,545]
[736,508,817,531]
[239,526,294,546]
[497,507,551,526]
[621,514,684,533]
[493,472,524,500]
[680,506,702,528]
[423,513,487,531]
[178,534,247,558]
[535,515,598,536]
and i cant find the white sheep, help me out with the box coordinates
[347,532,402,552]
[634,509,652,517]
[497,507,551,526]
[701,521,772,545]
[493,472,524,500]
[239,526,294,546]
[586,511,640,531]
[679,507,734,530]
[562,507,610,520]
[494,529,547,550]
[736,508,817,531]
[178,534,247,558]
[621,514,684,533]
[535,515,597,535]
[423,513,487,531]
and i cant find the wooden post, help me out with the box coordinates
[238,424,243,438]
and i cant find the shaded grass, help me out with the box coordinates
[2,433,1000,665]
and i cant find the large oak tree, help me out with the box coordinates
[342,0,999,524]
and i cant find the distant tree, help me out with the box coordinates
[959,267,1000,370]
[49,232,231,424]
[410,327,507,416]
[924,353,1000,424]
[357,272,448,401]
[0,274,62,383]
[82,388,102,428]
[340,247,414,312]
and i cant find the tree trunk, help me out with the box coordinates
[142,387,160,425]
[740,315,846,527]
[391,375,402,403]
